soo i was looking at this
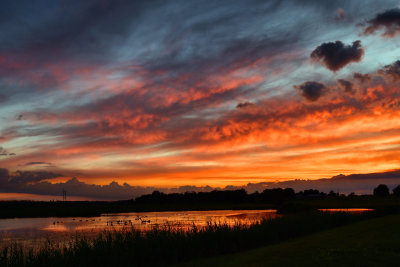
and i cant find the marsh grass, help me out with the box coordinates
[0,211,380,267]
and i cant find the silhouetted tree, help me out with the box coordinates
[135,189,251,204]
[373,184,390,197]
[328,190,339,197]
[302,189,326,197]
[261,188,295,201]
[393,185,400,196]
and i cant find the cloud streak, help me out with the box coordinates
[363,8,400,37]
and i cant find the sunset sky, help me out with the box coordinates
[1,0,400,199]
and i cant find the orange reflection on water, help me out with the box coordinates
[318,208,374,213]
[0,210,278,249]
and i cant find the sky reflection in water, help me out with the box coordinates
[0,210,277,248]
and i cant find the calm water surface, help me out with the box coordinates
[0,210,277,248]
[318,208,374,213]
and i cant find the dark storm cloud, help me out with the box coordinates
[24,162,52,166]
[236,102,255,109]
[294,81,328,101]
[11,170,62,183]
[0,147,7,156]
[0,146,14,156]
[363,8,400,37]
[0,169,62,186]
[337,79,355,94]
[379,60,400,80]
[353,72,372,83]
[310,40,364,71]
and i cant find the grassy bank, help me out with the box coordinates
[181,213,400,266]
[0,211,383,266]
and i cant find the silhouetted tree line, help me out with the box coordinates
[1,184,399,218]
[135,189,249,204]
[373,184,400,197]
[134,184,400,204]
[134,188,332,204]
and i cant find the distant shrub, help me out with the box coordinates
[393,185,400,197]
[373,184,390,197]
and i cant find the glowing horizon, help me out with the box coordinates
[1,1,400,194]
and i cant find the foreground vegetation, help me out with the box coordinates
[182,214,400,266]
[0,211,388,267]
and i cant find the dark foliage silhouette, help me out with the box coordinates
[135,188,298,205]
[373,184,390,197]
[393,185,400,196]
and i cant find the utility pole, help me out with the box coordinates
[62,189,67,202]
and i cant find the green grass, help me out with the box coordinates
[180,214,400,266]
